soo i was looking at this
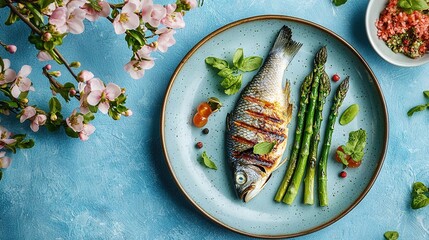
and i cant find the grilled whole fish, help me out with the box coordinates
[226,26,302,202]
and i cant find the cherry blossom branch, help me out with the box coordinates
[5,0,78,80]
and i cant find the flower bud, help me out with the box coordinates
[50,114,57,121]
[50,71,61,77]
[123,109,133,117]
[112,114,121,120]
[45,64,52,70]
[21,98,29,104]
[42,32,52,42]
[121,88,126,94]
[6,45,17,54]
[70,61,81,68]
[149,41,158,49]
[69,89,77,96]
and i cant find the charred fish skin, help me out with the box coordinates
[226,26,302,202]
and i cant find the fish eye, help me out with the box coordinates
[235,172,247,185]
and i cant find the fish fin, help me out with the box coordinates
[270,25,302,59]
[284,80,293,123]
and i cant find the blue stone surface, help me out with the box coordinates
[1,1,428,239]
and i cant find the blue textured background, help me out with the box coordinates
[1,0,428,239]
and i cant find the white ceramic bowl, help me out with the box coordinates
[365,0,429,67]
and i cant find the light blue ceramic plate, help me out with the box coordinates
[161,15,388,238]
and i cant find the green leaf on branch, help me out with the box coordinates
[83,112,94,123]
[17,139,35,149]
[37,0,55,9]
[125,30,146,52]
[49,97,62,113]
[88,0,102,12]
[423,90,429,98]
[240,56,263,72]
[333,0,347,6]
[5,10,19,25]
[253,141,276,155]
[384,231,399,240]
[65,127,79,138]
[89,105,98,113]
[0,0,7,8]
[26,3,45,26]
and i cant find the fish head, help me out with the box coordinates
[233,164,271,202]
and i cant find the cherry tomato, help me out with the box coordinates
[197,102,213,118]
[332,74,340,82]
[339,171,347,178]
[193,112,208,128]
[335,146,362,168]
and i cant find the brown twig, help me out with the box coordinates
[6,0,78,80]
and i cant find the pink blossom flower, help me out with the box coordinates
[0,126,16,148]
[37,51,53,61]
[185,0,198,9]
[78,123,95,141]
[20,106,37,123]
[113,2,140,34]
[66,110,84,132]
[87,79,121,114]
[41,2,57,15]
[49,6,86,34]
[30,114,47,132]
[11,65,34,98]
[0,151,11,168]
[6,45,17,54]
[156,28,176,53]
[124,59,155,79]
[141,0,166,27]
[77,70,96,114]
[161,4,185,29]
[82,1,110,21]
[0,59,16,85]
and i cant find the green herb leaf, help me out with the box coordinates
[224,81,242,95]
[217,68,233,78]
[205,57,229,70]
[423,91,429,98]
[412,193,429,209]
[342,129,366,162]
[413,182,428,195]
[220,74,241,89]
[336,149,349,165]
[333,0,347,6]
[233,48,244,69]
[253,141,276,155]
[407,104,427,116]
[201,151,217,170]
[240,56,263,72]
[398,0,429,11]
[384,231,399,240]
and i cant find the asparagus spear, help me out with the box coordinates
[303,72,331,205]
[318,77,349,207]
[274,71,314,202]
[283,46,327,205]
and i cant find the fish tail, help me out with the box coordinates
[270,25,302,59]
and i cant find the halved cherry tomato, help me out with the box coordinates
[335,146,362,168]
[193,112,208,128]
[197,102,213,118]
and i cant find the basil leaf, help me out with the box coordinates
[407,104,427,116]
[412,193,429,209]
[423,90,429,98]
[333,0,347,6]
[224,80,242,95]
[253,141,275,155]
[201,151,217,170]
[220,74,241,89]
[205,57,228,70]
[384,231,399,240]
[232,48,244,69]
[240,56,263,72]
[399,0,412,8]
[217,68,233,78]
[412,0,429,10]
